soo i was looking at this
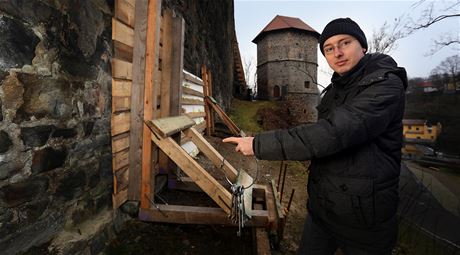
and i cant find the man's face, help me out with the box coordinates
[323,34,366,76]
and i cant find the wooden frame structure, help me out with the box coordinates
[111,0,286,252]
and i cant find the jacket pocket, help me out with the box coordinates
[322,175,375,229]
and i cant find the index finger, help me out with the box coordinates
[222,137,240,144]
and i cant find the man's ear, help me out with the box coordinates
[363,48,367,53]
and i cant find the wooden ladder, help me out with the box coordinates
[145,115,252,215]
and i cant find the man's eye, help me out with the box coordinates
[324,47,333,52]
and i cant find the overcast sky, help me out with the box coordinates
[234,0,459,89]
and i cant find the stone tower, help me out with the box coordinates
[253,15,320,123]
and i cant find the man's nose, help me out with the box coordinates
[334,47,343,57]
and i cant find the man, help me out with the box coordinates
[223,18,407,255]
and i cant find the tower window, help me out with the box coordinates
[304,81,310,89]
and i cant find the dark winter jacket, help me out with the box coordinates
[253,53,407,252]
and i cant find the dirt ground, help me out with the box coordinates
[106,135,310,255]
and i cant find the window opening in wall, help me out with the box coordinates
[305,81,310,89]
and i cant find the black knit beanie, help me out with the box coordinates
[319,18,367,55]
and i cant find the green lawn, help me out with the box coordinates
[228,98,279,134]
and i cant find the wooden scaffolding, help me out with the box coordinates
[110,0,286,252]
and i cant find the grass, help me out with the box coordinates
[228,98,279,134]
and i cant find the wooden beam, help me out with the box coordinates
[128,0,148,201]
[140,0,162,208]
[112,18,134,47]
[115,0,135,27]
[146,116,195,138]
[139,205,269,226]
[150,133,232,214]
[183,127,238,182]
[205,96,241,136]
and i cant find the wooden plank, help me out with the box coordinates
[205,96,241,136]
[159,10,173,118]
[139,0,162,208]
[181,98,205,105]
[183,127,237,182]
[111,112,130,136]
[150,133,232,214]
[139,205,269,226]
[112,58,133,80]
[112,79,132,97]
[112,96,130,113]
[182,86,204,97]
[115,166,129,191]
[195,122,206,134]
[184,71,204,86]
[202,66,212,136]
[112,18,134,47]
[146,116,195,138]
[265,184,276,228]
[112,132,130,153]
[271,179,285,221]
[207,70,215,134]
[169,13,185,117]
[128,0,148,202]
[114,40,133,62]
[115,0,135,27]
[183,111,206,119]
[113,149,129,171]
[112,188,128,209]
[254,228,271,255]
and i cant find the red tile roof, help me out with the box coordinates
[252,15,319,43]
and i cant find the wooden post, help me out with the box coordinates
[202,65,213,136]
[128,0,148,201]
[140,0,161,208]
[158,9,185,187]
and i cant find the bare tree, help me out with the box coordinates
[242,56,256,88]
[369,0,459,55]
[431,54,460,86]
[368,17,408,54]
[406,1,460,54]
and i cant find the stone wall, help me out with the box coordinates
[0,0,237,254]
[0,1,120,254]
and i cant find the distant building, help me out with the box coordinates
[403,119,442,144]
[252,15,320,123]
[417,81,438,93]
